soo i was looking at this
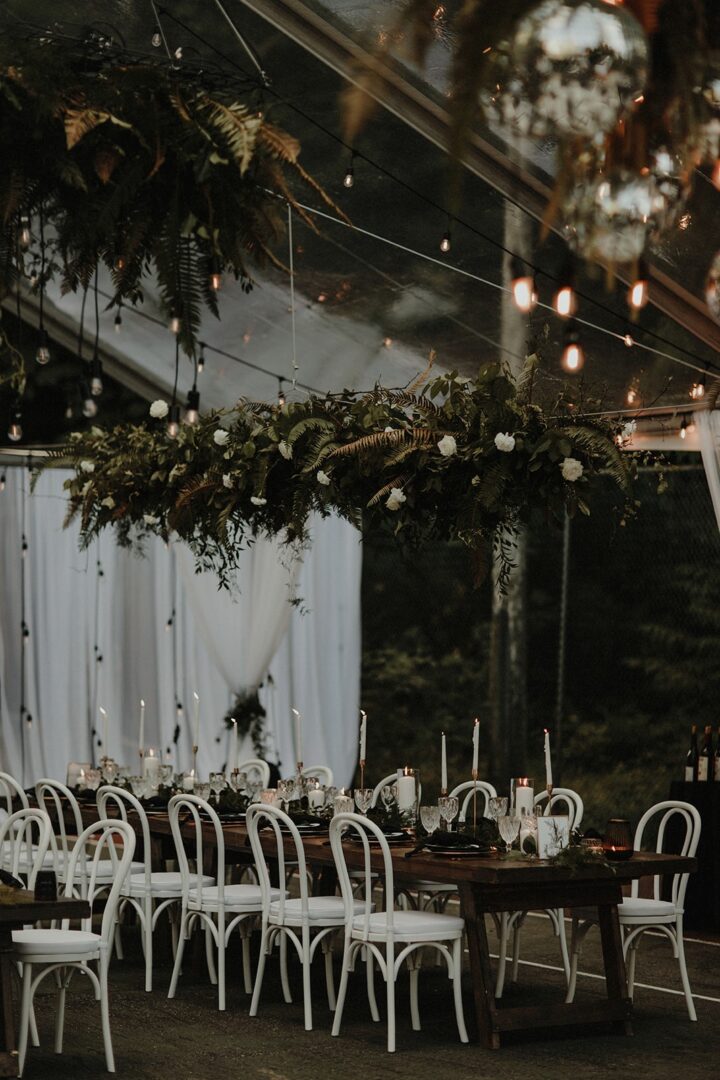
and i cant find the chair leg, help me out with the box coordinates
[386,942,396,1053]
[217,923,226,1012]
[54,970,67,1055]
[627,942,637,999]
[249,926,269,1018]
[301,927,313,1031]
[99,960,116,1073]
[366,947,380,1022]
[331,939,351,1037]
[18,963,33,1077]
[144,897,153,993]
[556,909,571,983]
[29,1001,39,1048]
[675,921,697,1022]
[495,912,509,999]
[409,960,421,1031]
[241,924,253,995]
[205,921,218,987]
[452,938,469,1043]
[511,918,521,983]
[322,936,336,1012]
[167,912,187,999]
[279,932,292,1004]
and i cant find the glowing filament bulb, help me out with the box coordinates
[343,166,354,189]
[440,231,451,253]
[553,285,576,318]
[628,261,649,311]
[512,275,537,314]
[712,159,720,191]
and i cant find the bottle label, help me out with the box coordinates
[684,766,694,782]
[698,758,709,782]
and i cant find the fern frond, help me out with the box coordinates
[367,475,410,507]
[406,349,435,393]
[330,428,435,458]
[199,98,262,175]
[286,416,336,447]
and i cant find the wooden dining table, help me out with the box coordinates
[70,801,696,1050]
[0,890,90,1076]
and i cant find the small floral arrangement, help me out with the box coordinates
[41,361,636,589]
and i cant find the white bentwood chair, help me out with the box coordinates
[301,765,334,787]
[566,799,701,1020]
[330,812,468,1053]
[168,794,275,1010]
[0,774,31,870]
[495,786,584,998]
[0,808,51,890]
[237,759,271,788]
[13,819,136,1075]
[247,803,361,1030]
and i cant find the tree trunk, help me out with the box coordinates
[488,203,531,784]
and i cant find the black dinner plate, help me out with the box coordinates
[348,830,409,846]
[424,843,494,857]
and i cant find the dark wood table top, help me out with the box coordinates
[0,891,89,928]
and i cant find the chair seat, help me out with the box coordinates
[126,871,214,898]
[270,896,366,926]
[41,850,143,878]
[409,880,457,894]
[12,928,100,957]
[619,897,678,921]
[352,909,464,942]
[189,884,284,911]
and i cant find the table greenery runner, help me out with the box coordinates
[44,359,636,588]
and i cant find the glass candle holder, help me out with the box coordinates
[512,778,535,817]
[603,818,634,861]
[397,767,419,826]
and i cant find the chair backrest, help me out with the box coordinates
[631,799,701,909]
[0,808,51,890]
[370,772,423,808]
[534,787,584,830]
[0,772,29,817]
[64,820,135,944]
[35,778,83,868]
[450,780,498,822]
[301,765,334,787]
[168,794,222,909]
[330,812,394,938]
[246,803,309,923]
[97,786,149,888]
[237,759,271,787]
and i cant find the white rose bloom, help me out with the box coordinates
[222,474,234,489]
[278,441,292,460]
[213,429,230,446]
[386,487,407,511]
[437,434,457,457]
[494,432,516,453]
[101,496,115,509]
[622,420,637,439]
[79,460,95,474]
[143,514,159,526]
[317,470,331,486]
[561,457,584,482]
[149,399,169,419]
[250,496,267,506]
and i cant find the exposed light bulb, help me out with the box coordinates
[166,404,181,439]
[151,31,162,47]
[680,418,688,440]
[198,345,205,374]
[626,387,637,405]
[440,231,451,253]
[184,388,200,426]
[114,310,122,333]
[19,215,31,250]
[624,333,634,348]
[89,356,104,397]
[628,260,649,310]
[511,274,537,314]
[80,381,98,418]
[35,329,51,365]
[277,380,286,408]
[7,411,22,442]
[561,322,584,372]
[169,312,181,334]
[209,256,222,291]
[690,379,706,400]
[713,159,720,191]
[343,165,354,189]
[174,46,183,61]
[553,284,576,318]
[0,474,5,491]
[383,336,393,347]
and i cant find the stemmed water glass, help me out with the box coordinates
[194,781,211,802]
[159,764,174,789]
[209,772,226,802]
[380,783,397,812]
[246,779,262,803]
[101,761,119,784]
[230,771,247,794]
[354,788,373,815]
[420,805,441,836]
[498,812,521,853]
[488,796,508,822]
[277,779,296,807]
[438,795,459,832]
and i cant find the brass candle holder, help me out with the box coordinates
[359,759,365,791]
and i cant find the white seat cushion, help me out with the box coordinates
[126,871,214,898]
[189,884,284,911]
[619,898,678,921]
[90,860,144,879]
[269,896,365,925]
[352,909,464,942]
[12,929,100,957]
[408,881,457,894]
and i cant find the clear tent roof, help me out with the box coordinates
[3,0,719,419]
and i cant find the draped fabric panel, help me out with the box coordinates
[698,410,720,534]
[0,469,361,787]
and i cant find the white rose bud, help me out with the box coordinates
[143,514,159,526]
[149,399,169,419]
[278,441,292,460]
[317,470,331,486]
[385,487,407,511]
[250,495,267,506]
[101,496,115,510]
[494,432,516,453]
[561,457,584,482]
[437,435,457,457]
[213,429,230,446]
[79,460,95,474]
[222,474,234,489]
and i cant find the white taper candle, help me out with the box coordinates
[231,718,239,771]
[441,731,448,791]
[292,707,303,764]
[139,699,145,757]
[193,691,200,748]
[99,706,108,757]
[472,718,479,774]
[359,710,367,761]
[544,728,553,789]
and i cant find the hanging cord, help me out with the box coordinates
[172,336,180,405]
[287,204,298,390]
[92,541,103,763]
[77,284,88,362]
[553,514,571,786]
[210,0,270,86]
[93,269,100,355]
[38,204,45,332]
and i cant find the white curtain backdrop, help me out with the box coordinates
[0,468,361,787]
[698,410,720,533]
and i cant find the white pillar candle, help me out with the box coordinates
[359,710,367,761]
[397,767,416,811]
[231,718,239,771]
[77,767,87,792]
[307,787,325,810]
[544,728,553,790]
[441,731,448,792]
[292,707,303,765]
[143,748,160,785]
[514,779,534,817]
[99,706,108,758]
[192,692,200,748]
[139,699,145,758]
[472,718,479,774]
[182,770,195,792]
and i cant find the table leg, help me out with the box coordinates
[0,927,19,1076]
[598,902,633,1036]
[459,884,501,1049]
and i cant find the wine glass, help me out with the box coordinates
[438,795,459,832]
[488,796,508,822]
[209,772,226,802]
[101,760,118,784]
[333,795,353,817]
[380,783,397,811]
[277,779,295,806]
[354,788,373,815]
[420,805,441,836]
[194,781,211,802]
[129,775,147,799]
[498,812,521,852]
[230,771,247,794]
[84,768,101,792]
[246,779,262,803]
[159,764,174,788]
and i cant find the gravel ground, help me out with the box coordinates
[17,911,719,1080]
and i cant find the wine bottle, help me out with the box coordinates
[715,726,720,782]
[698,725,713,782]
[685,724,698,782]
